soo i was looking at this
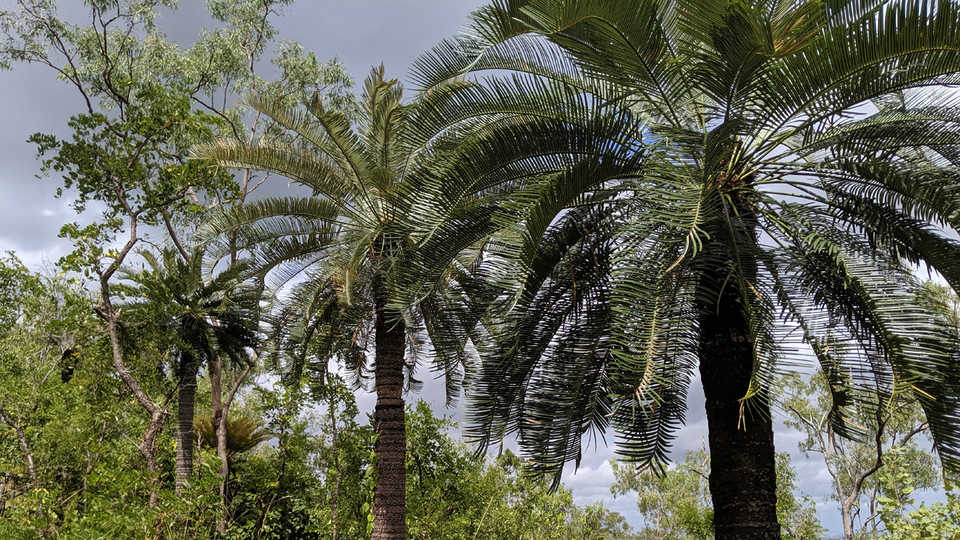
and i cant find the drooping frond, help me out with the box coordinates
[408,0,960,482]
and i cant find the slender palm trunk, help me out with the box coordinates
[371,287,407,540]
[698,278,780,539]
[174,352,199,493]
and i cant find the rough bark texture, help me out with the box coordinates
[371,293,407,540]
[698,283,781,540]
[140,408,167,508]
[174,352,199,493]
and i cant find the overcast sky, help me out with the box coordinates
[0,1,881,536]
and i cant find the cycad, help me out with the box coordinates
[194,65,495,539]
[195,414,270,459]
[120,247,259,493]
[410,1,960,537]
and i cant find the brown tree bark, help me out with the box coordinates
[370,291,407,540]
[174,352,199,493]
[698,280,781,540]
[104,305,168,507]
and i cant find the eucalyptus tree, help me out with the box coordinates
[1,0,351,507]
[195,66,493,539]
[408,1,960,537]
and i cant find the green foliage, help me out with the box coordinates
[0,255,178,538]
[611,449,713,539]
[611,449,822,540]
[774,453,828,540]
[404,400,633,540]
[2,323,632,539]
[879,490,960,540]
[782,370,938,538]
[8,0,960,537]
[29,85,234,278]
[195,414,270,459]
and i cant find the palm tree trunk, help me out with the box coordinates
[698,281,781,539]
[371,288,407,540]
[175,352,199,493]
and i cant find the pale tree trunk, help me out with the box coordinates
[329,393,342,540]
[210,353,252,534]
[371,285,407,540]
[210,354,228,534]
[840,498,855,540]
[174,352,199,493]
[0,409,38,494]
[98,214,169,507]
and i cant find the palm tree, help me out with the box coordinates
[409,1,960,537]
[122,247,259,494]
[194,65,496,539]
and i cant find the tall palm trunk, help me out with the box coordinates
[697,274,780,539]
[371,284,407,540]
[695,187,780,538]
[175,352,199,493]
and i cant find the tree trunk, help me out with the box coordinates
[371,291,407,540]
[175,352,199,493]
[698,280,781,539]
[103,304,167,508]
[840,498,854,540]
[329,394,341,540]
[216,408,230,525]
[140,408,166,508]
[210,354,229,534]
[0,411,37,493]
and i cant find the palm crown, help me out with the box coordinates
[120,247,260,377]
[197,66,489,390]
[194,65,502,539]
[408,0,960,536]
